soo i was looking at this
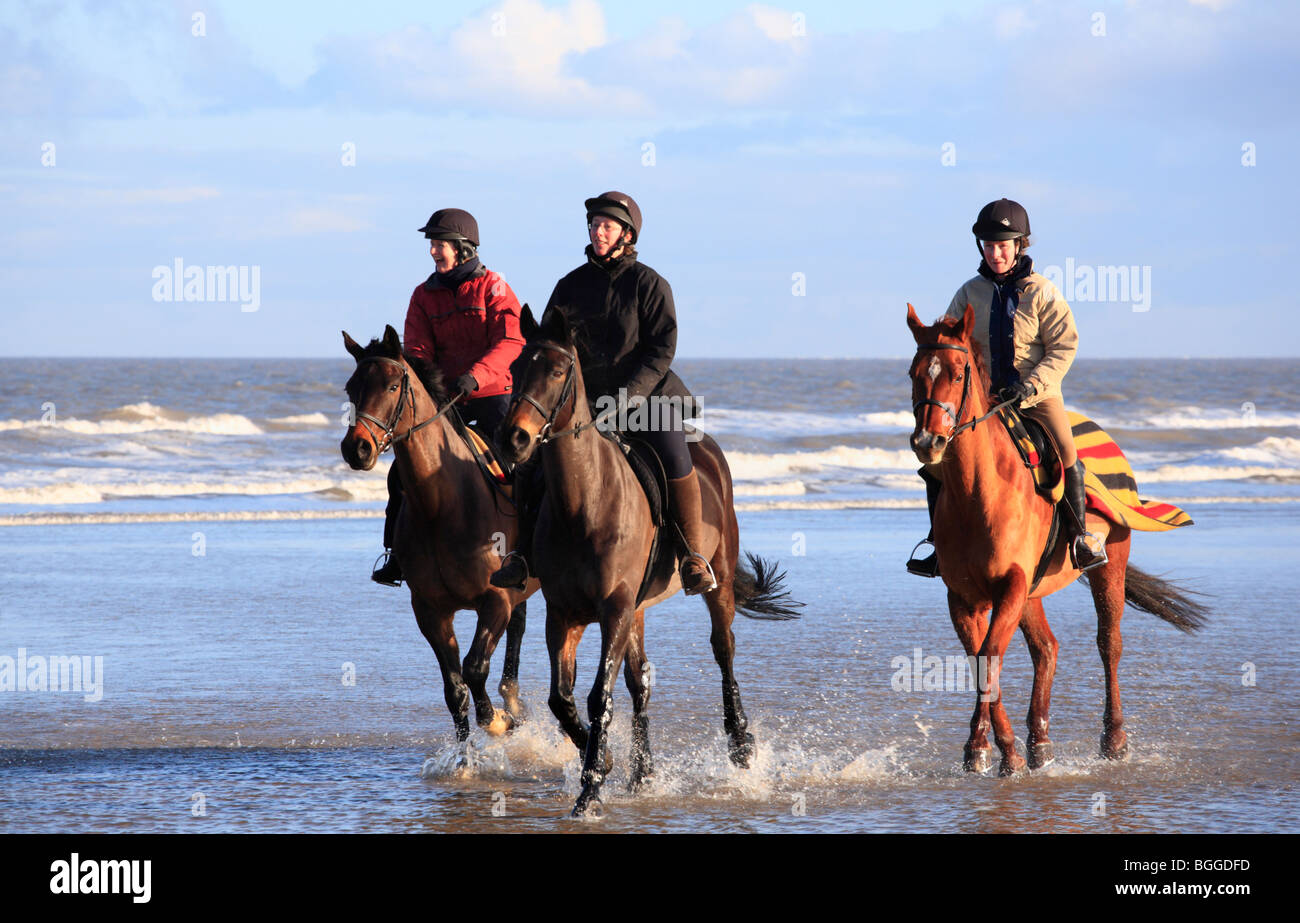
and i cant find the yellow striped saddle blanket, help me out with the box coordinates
[995,406,1192,532]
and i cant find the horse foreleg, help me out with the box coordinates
[413,598,471,743]
[573,600,635,817]
[464,591,514,736]
[621,609,653,791]
[1089,532,1132,760]
[947,591,993,772]
[1019,597,1059,769]
[546,615,588,754]
[981,570,1030,777]
[704,582,755,768]
[499,601,527,724]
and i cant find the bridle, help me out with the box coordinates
[911,342,1014,440]
[508,342,611,444]
[350,356,456,454]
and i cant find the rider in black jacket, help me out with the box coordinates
[491,191,715,595]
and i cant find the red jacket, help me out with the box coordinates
[403,267,525,398]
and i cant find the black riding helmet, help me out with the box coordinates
[972,198,1030,241]
[419,208,479,263]
[584,191,642,244]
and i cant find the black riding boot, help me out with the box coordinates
[490,461,540,591]
[371,467,404,587]
[1065,460,1108,572]
[906,467,942,578]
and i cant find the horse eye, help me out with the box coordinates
[388,384,398,392]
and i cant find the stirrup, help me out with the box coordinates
[1072,532,1109,573]
[490,551,529,591]
[905,539,940,578]
[371,550,403,587]
[680,552,717,595]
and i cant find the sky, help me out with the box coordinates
[2,0,1297,358]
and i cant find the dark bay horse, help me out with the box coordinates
[906,304,1207,776]
[340,325,537,743]
[497,309,801,816]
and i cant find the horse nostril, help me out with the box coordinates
[509,427,530,450]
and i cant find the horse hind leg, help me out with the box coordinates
[1019,597,1059,769]
[1088,532,1132,760]
[704,582,756,768]
[498,601,527,724]
[622,609,653,792]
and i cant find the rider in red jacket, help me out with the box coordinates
[371,208,525,586]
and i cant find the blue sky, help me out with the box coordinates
[2,0,1297,357]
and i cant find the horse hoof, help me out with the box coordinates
[572,789,604,818]
[484,709,514,738]
[1028,742,1055,770]
[1100,735,1130,761]
[999,753,1027,777]
[964,746,993,774]
[729,733,756,769]
[628,769,654,794]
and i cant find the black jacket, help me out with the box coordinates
[542,246,695,412]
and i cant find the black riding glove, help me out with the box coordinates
[998,380,1036,406]
[454,374,478,399]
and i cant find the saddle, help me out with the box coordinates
[994,403,1065,504]
[601,430,676,607]
[994,403,1064,592]
[448,408,512,500]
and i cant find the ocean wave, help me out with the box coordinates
[728,445,921,481]
[1100,407,1300,431]
[0,400,263,436]
[699,407,915,435]
[0,471,390,505]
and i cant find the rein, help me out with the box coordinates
[911,342,1015,439]
[353,356,458,454]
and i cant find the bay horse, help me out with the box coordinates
[906,304,1207,776]
[497,309,801,816]
[340,325,537,744]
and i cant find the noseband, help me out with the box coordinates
[351,356,455,453]
[508,342,597,443]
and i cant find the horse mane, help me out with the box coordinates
[357,337,451,406]
[931,314,992,391]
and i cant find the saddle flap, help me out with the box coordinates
[996,404,1064,504]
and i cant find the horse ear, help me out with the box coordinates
[906,303,926,341]
[342,331,365,362]
[957,303,975,338]
[519,303,539,341]
[540,305,571,343]
[382,324,402,357]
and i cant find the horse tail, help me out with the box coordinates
[1104,564,1209,634]
[733,551,803,621]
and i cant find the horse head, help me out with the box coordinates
[340,324,448,470]
[906,302,985,465]
[498,306,584,466]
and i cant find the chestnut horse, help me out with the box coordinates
[340,326,537,743]
[498,309,801,816]
[906,304,1207,775]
